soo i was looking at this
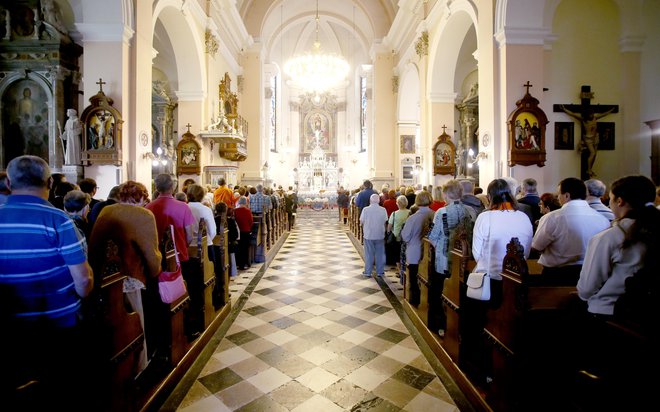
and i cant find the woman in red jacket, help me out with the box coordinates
[233,196,254,270]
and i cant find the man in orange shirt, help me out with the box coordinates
[213,178,234,209]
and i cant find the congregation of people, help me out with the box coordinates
[349,174,659,342]
[0,155,298,409]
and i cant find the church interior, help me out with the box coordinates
[1,0,659,411]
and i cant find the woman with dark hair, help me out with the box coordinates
[472,179,533,290]
[463,179,533,382]
[539,192,561,215]
[578,175,659,317]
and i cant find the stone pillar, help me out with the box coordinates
[76,16,134,198]
[370,44,396,189]
[239,44,264,187]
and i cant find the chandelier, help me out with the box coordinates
[284,1,349,91]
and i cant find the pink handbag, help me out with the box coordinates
[158,225,187,304]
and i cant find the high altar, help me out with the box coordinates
[297,131,338,192]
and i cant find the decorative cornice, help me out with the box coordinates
[494,27,553,48]
[75,23,134,44]
[175,90,206,101]
[428,91,458,103]
[415,31,429,58]
[619,34,645,53]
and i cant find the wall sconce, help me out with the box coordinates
[466,148,488,169]
[143,146,169,166]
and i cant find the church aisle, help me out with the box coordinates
[171,210,459,411]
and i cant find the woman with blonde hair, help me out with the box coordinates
[400,191,435,305]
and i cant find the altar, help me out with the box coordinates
[297,131,338,192]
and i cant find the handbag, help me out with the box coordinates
[158,225,187,304]
[386,211,396,244]
[466,271,490,301]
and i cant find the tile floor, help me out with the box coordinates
[170,209,460,411]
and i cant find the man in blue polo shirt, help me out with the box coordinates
[0,155,93,408]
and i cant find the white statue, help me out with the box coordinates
[59,109,82,165]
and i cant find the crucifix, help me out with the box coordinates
[553,85,618,179]
[185,123,192,133]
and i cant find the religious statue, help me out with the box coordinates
[561,105,615,177]
[59,109,82,165]
[455,140,466,177]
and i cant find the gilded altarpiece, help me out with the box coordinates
[0,0,82,169]
[298,92,337,161]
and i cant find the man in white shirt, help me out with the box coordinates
[360,193,388,277]
[532,177,610,282]
[585,178,615,222]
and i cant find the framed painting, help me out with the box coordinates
[554,122,574,150]
[177,129,201,175]
[597,122,615,150]
[432,130,456,175]
[400,135,415,154]
[507,84,547,167]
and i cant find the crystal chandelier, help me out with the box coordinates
[284,1,349,91]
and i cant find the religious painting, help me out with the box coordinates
[507,83,547,167]
[401,135,415,154]
[303,110,332,152]
[80,81,123,166]
[177,128,201,175]
[554,122,574,150]
[597,122,615,150]
[1,79,50,166]
[432,130,456,175]
[87,110,116,150]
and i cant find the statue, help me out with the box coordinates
[59,109,82,165]
[455,140,466,177]
[561,105,615,177]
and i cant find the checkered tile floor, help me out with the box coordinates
[173,209,459,411]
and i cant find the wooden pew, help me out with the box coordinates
[95,239,145,412]
[212,209,230,309]
[252,214,265,263]
[482,237,576,411]
[442,229,475,364]
[160,228,191,367]
[188,219,222,329]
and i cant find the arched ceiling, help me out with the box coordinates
[239,0,396,64]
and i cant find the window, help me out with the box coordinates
[360,76,367,152]
[270,75,277,152]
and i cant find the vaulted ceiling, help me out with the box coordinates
[238,0,398,65]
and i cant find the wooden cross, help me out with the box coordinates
[96,78,106,92]
[185,123,192,132]
[553,85,618,179]
[523,81,533,95]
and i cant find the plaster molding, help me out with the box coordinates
[75,23,134,44]
[175,90,206,101]
[428,91,458,103]
[619,34,645,53]
[494,27,553,48]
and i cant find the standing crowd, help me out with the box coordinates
[0,155,298,409]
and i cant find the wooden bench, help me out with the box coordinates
[160,228,191,367]
[482,237,577,411]
[442,229,475,364]
[94,239,145,412]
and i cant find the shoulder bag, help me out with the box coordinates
[386,211,396,244]
[158,225,187,304]
[466,213,491,301]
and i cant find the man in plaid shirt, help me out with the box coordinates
[250,184,271,214]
